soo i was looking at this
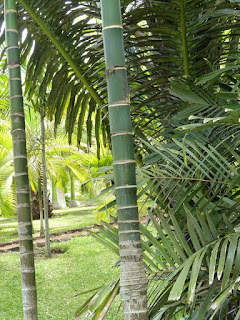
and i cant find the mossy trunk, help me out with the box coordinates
[4,0,38,318]
[100,1,148,319]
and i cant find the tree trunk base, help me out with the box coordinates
[120,244,148,319]
[69,200,78,208]
[52,201,61,210]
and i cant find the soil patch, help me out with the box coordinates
[0,224,101,253]
[0,217,147,254]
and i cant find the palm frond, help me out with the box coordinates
[89,208,240,319]
[1,0,240,142]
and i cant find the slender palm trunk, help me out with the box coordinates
[38,177,44,236]
[70,174,75,200]
[100,1,148,319]
[40,113,51,257]
[4,0,38,318]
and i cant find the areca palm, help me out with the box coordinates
[91,204,240,319]
[100,1,148,318]
[0,74,92,212]
[23,105,92,192]
[78,133,240,318]
[2,0,240,318]
[1,0,239,140]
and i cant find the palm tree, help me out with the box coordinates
[40,111,51,257]
[26,106,94,257]
[2,0,240,318]
[37,177,44,236]
[100,0,148,319]
[0,75,94,247]
[0,0,237,142]
[4,0,38,318]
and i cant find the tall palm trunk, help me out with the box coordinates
[40,113,51,257]
[38,177,44,236]
[100,1,148,319]
[4,0,38,318]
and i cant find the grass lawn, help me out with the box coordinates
[0,207,97,243]
[0,208,122,319]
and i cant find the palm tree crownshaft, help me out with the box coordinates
[100,0,148,318]
[4,0,38,318]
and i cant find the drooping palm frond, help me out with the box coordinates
[75,123,240,317]
[75,280,120,320]
[1,0,240,143]
[88,122,240,221]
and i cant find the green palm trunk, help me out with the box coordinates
[69,173,78,208]
[70,175,75,200]
[100,1,148,319]
[41,113,51,257]
[38,177,44,236]
[4,0,38,319]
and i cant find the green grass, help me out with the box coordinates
[0,236,122,319]
[0,207,97,243]
[0,207,122,319]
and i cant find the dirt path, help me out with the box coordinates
[0,225,101,253]
[0,216,147,253]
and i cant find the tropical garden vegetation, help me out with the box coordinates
[1,0,240,319]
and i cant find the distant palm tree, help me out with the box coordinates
[0,75,93,217]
